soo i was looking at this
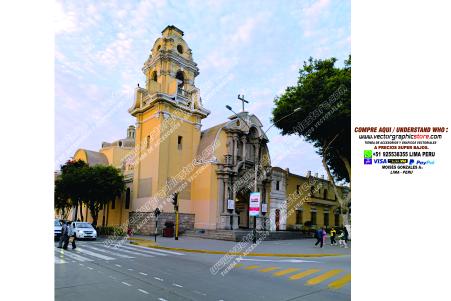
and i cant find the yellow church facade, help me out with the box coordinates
[62,26,346,236]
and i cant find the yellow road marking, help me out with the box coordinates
[129,240,342,258]
[273,268,300,277]
[328,273,351,289]
[306,269,343,286]
[259,267,280,273]
[244,265,260,270]
[234,263,244,268]
[289,269,320,280]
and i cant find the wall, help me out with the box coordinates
[128,212,195,235]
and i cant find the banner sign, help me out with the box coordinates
[227,199,235,210]
[249,192,261,217]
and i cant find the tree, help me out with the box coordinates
[57,160,90,221]
[272,56,351,225]
[54,178,71,219]
[85,165,125,227]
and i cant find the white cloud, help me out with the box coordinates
[303,0,331,18]
[55,2,77,34]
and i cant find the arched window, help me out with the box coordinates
[176,71,184,94]
[151,71,157,82]
[125,188,131,209]
[177,44,183,54]
[146,135,150,149]
[323,189,328,199]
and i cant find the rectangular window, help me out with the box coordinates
[177,136,183,150]
[296,210,303,224]
[296,185,300,194]
[125,188,130,209]
[311,211,317,225]
[111,198,115,210]
[324,212,329,226]
[335,213,340,226]
[276,181,280,190]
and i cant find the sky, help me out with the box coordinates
[55,0,350,177]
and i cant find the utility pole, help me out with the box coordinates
[172,193,179,240]
[154,208,161,242]
[253,142,258,244]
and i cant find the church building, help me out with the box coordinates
[64,25,345,236]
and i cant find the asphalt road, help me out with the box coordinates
[55,240,350,301]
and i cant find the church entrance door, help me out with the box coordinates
[235,190,250,229]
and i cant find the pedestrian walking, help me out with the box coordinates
[67,222,76,249]
[338,229,348,248]
[343,226,349,245]
[322,227,327,245]
[57,221,67,248]
[62,221,70,250]
[314,227,323,248]
[330,227,337,245]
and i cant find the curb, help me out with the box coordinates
[129,239,343,258]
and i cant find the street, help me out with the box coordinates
[55,238,350,301]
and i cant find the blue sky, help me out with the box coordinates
[55,0,350,177]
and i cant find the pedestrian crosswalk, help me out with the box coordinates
[234,263,351,290]
[54,242,184,265]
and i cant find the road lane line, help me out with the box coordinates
[98,245,154,257]
[234,263,244,268]
[121,281,132,286]
[158,298,168,301]
[128,268,134,271]
[138,289,149,294]
[273,268,300,277]
[54,256,67,264]
[113,245,169,256]
[244,265,260,270]
[87,267,93,270]
[83,245,134,258]
[75,248,115,260]
[115,264,122,267]
[259,267,280,273]
[154,277,164,281]
[139,272,148,276]
[172,283,183,288]
[55,249,93,262]
[328,273,351,289]
[289,269,320,280]
[127,244,184,255]
[306,269,343,286]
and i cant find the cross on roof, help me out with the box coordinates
[237,94,249,112]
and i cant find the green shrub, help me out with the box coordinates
[97,226,126,236]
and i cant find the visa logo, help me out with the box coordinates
[374,159,388,164]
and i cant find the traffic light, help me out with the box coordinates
[172,193,178,206]
[154,207,161,217]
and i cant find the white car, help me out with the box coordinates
[71,222,97,240]
[54,219,62,240]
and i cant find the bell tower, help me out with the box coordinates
[129,25,210,214]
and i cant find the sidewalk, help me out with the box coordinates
[129,235,351,258]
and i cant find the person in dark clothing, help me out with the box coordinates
[314,227,324,248]
[57,221,67,248]
[343,226,349,244]
[62,221,70,250]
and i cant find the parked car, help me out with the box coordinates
[71,222,97,240]
[54,219,62,240]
